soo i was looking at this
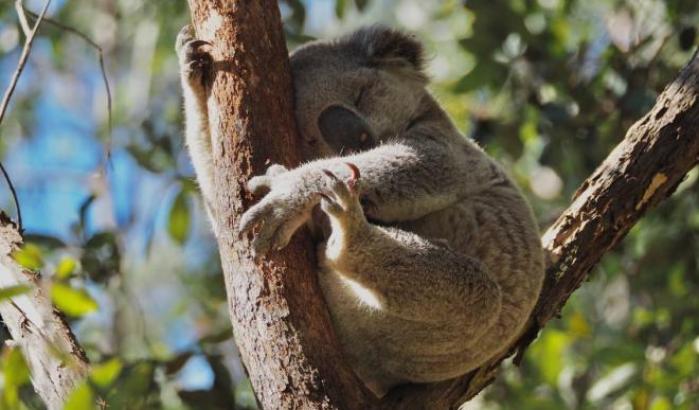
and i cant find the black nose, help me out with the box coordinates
[317,105,376,154]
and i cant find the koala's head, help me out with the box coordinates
[290,25,428,157]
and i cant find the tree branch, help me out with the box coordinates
[0,214,89,410]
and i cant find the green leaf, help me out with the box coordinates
[4,346,30,388]
[90,358,123,389]
[527,329,570,385]
[51,283,98,317]
[81,231,120,283]
[22,233,66,249]
[335,0,346,18]
[63,381,95,410]
[0,284,31,301]
[355,0,368,11]
[2,347,30,408]
[11,243,44,270]
[55,257,77,280]
[168,190,191,245]
[235,378,257,409]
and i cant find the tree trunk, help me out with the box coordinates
[186,1,374,409]
[186,0,699,407]
[0,214,89,410]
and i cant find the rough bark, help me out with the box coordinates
[186,1,699,408]
[186,1,374,409]
[0,214,89,409]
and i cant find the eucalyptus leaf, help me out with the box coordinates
[51,283,98,317]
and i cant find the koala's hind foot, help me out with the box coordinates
[319,163,367,232]
[176,25,213,98]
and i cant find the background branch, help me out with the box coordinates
[0,214,89,410]
[0,0,51,126]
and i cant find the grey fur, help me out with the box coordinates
[177,25,545,397]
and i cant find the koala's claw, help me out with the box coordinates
[345,162,360,192]
[176,25,213,89]
[320,168,363,220]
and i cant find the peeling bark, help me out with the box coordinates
[0,214,89,410]
[186,1,699,408]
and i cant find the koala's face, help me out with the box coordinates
[290,26,428,158]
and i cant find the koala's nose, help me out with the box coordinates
[318,105,376,154]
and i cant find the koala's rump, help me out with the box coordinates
[318,266,498,385]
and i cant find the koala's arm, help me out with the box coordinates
[319,169,502,327]
[240,130,493,255]
[176,26,218,232]
[303,137,474,222]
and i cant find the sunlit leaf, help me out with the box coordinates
[528,329,570,385]
[4,346,30,389]
[168,190,191,245]
[568,310,591,337]
[51,283,98,317]
[63,381,95,410]
[90,358,123,389]
[2,346,30,408]
[11,243,44,271]
[55,256,77,280]
[0,284,31,301]
[649,396,673,410]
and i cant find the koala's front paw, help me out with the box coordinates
[176,25,213,94]
[247,163,289,196]
[319,163,367,231]
[238,168,319,258]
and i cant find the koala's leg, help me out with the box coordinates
[176,25,217,231]
[319,167,502,327]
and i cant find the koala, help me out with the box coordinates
[176,25,545,397]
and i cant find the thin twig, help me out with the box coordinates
[0,0,51,126]
[0,0,51,231]
[14,0,31,36]
[0,161,23,232]
[22,6,113,162]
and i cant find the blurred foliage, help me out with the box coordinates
[0,0,697,409]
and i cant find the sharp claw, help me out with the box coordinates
[322,169,340,182]
[188,39,212,49]
[345,162,360,180]
[345,163,360,193]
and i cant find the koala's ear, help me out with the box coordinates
[318,105,376,154]
[348,25,425,72]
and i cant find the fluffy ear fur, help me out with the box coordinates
[345,25,426,72]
